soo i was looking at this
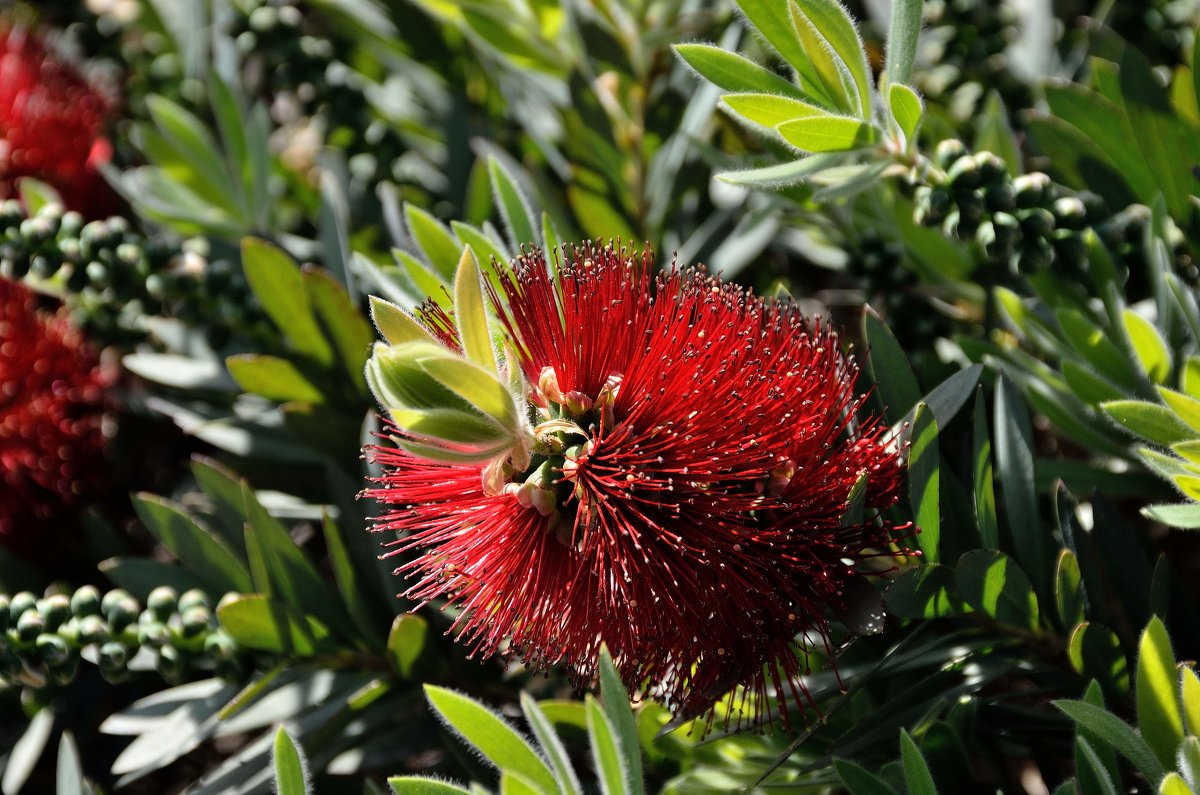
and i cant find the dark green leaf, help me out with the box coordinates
[132,494,252,594]
[864,306,921,422]
[216,594,333,656]
[1068,623,1130,700]
[899,730,938,795]
[955,550,1040,630]
[242,238,333,366]
[884,564,964,619]
[994,377,1049,601]
[973,391,999,549]
[834,758,899,795]
[908,404,941,563]
[1055,699,1165,785]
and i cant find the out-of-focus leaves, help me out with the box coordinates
[216,594,334,655]
[387,614,427,679]
[272,728,311,795]
[1068,623,1130,700]
[242,239,333,366]
[132,494,252,594]
[955,550,1039,630]
[864,306,921,422]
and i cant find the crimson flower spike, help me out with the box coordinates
[364,242,910,729]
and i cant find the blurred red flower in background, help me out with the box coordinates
[0,277,109,554]
[366,243,909,726]
[0,27,116,217]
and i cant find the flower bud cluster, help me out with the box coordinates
[0,586,246,692]
[846,230,950,349]
[912,141,1108,280]
[0,201,272,348]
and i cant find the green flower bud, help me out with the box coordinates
[48,657,79,686]
[9,592,36,625]
[934,138,968,170]
[16,611,45,643]
[181,606,213,638]
[0,648,22,682]
[973,152,1008,185]
[956,190,984,222]
[1019,207,1056,238]
[76,615,107,645]
[1017,237,1053,272]
[178,589,210,613]
[35,634,69,667]
[147,586,179,622]
[157,644,187,682]
[947,156,982,192]
[1052,197,1088,230]
[203,631,237,661]
[38,595,71,631]
[1013,172,1051,209]
[98,641,129,673]
[102,591,139,633]
[984,182,1015,212]
[138,621,170,648]
[59,210,84,238]
[70,585,102,618]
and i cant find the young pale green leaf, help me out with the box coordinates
[722,93,830,128]
[788,1,855,114]
[453,248,497,374]
[272,727,311,795]
[395,249,451,310]
[908,404,941,564]
[586,696,628,795]
[132,494,252,594]
[1124,309,1172,384]
[18,177,61,215]
[887,83,923,147]
[899,730,938,795]
[242,238,333,366]
[777,115,877,152]
[1180,666,1200,735]
[884,0,922,84]
[387,614,428,680]
[520,693,582,795]
[405,204,462,282]
[973,391,999,549]
[673,43,807,98]
[833,758,900,795]
[216,594,333,655]
[1178,736,1200,791]
[489,156,538,250]
[370,296,438,346]
[500,772,546,795]
[1137,617,1186,770]
[955,549,1040,630]
[451,221,511,281]
[598,649,643,795]
[1054,549,1086,630]
[864,306,921,422]
[1055,700,1166,786]
[735,0,839,109]
[1160,773,1193,795]
[793,0,872,117]
[1102,400,1196,447]
[388,778,473,795]
[225,354,325,405]
[424,686,558,795]
[1159,387,1200,433]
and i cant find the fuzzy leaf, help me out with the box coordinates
[453,249,497,374]
[723,93,830,128]
[1055,700,1166,785]
[1137,617,1185,770]
[776,116,877,152]
[587,697,628,795]
[673,43,807,98]
[955,549,1039,630]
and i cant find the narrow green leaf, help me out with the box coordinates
[735,0,839,109]
[787,0,855,113]
[1138,617,1185,770]
[1178,736,1200,791]
[864,306,921,422]
[599,649,643,795]
[3,708,54,795]
[995,377,1048,600]
[1159,387,1200,433]
[1142,502,1200,529]
[453,248,497,374]
[908,404,941,564]
[884,0,922,84]
[424,686,558,795]
[520,693,582,795]
[540,213,562,262]
[242,238,332,366]
[1055,700,1166,785]
[1076,737,1122,795]
[974,91,1022,176]
[323,512,386,649]
[272,727,310,795]
[899,730,938,795]
[833,758,900,795]
[956,549,1040,630]
[226,354,324,404]
[1180,666,1200,735]
[1054,549,1086,630]
[132,494,252,594]
[405,204,462,281]
[216,594,333,655]
[500,772,545,795]
[369,296,438,346]
[973,391,999,549]
[884,564,964,619]
[715,152,848,187]
[587,696,628,795]
[1160,773,1193,795]
[673,43,807,98]
[55,731,84,795]
[776,115,877,152]
[489,157,538,250]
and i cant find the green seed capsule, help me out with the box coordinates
[1019,207,1056,238]
[0,648,22,682]
[76,615,107,645]
[16,611,45,643]
[181,606,213,638]
[48,657,79,686]
[178,589,210,613]
[9,592,36,625]
[947,156,982,192]
[1052,197,1088,230]
[138,622,170,648]
[984,182,1016,212]
[157,644,187,682]
[1013,172,1051,209]
[935,138,968,170]
[973,152,1008,185]
[203,631,237,661]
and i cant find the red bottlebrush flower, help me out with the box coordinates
[366,243,908,726]
[0,28,116,217]
[0,277,109,553]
